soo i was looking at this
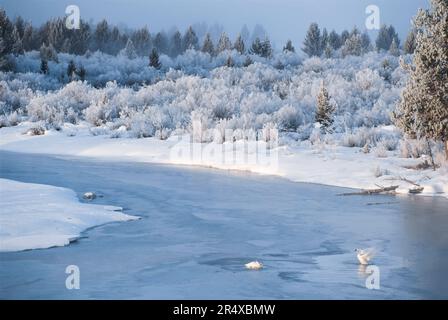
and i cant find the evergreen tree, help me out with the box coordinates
[243,55,253,67]
[67,60,76,81]
[22,23,34,52]
[121,39,137,59]
[94,19,110,52]
[283,39,295,53]
[328,30,342,50]
[389,38,400,56]
[342,33,363,57]
[302,23,322,57]
[11,26,24,55]
[361,32,371,52]
[225,56,235,67]
[201,33,215,55]
[321,28,329,52]
[233,34,245,54]
[39,43,58,63]
[395,0,448,159]
[404,29,417,54]
[315,83,335,132]
[77,65,86,81]
[131,27,151,56]
[261,37,273,58]
[340,30,350,45]
[216,32,232,53]
[249,37,263,56]
[170,30,183,57]
[154,32,168,55]
[149,48,161,69]
[324,44,333,58]
[40,59,49,74]
[0,8,14,69]
[376,24,400,51]
[183,26,198,50]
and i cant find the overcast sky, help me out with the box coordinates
[0,0,429,46]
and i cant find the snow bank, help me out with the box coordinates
[0,178,139,252]
[1,123,446,199]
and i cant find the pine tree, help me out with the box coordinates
[404,29,417,54]
[243,55,253,67]
[77,66,86,81]
[183,26,198,51]
[328,30,341,50]
[0,8,14,70]
[376,24,400,51]
[154,32,168,55]
[94,19,110,52]
[225,56,234,67]
[170,30,183,57]
[324,44,333,58]
[216,32,232,53]
[261,37,273,58]
[389,38,400,56]
[342,33,363,57]
[131,27,151,56]
[149,48,161,69]
[40,59,49,74]
[361,32,371,53]
[201,33,215,55]
[121,39,137,59]
[321,28,329,53]
[249,37,263,56]
[283,39,295,53]
[233,34,245,54]
[340,30,350,45]
[315,83,335,132]
[11,26,24,55]
[67,60,76,81]
[302,23,322,57]
[395,0,448,159]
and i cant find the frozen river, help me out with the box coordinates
[0,151,447,299]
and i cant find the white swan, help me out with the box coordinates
[245,261,263,270]
[355,248,375,265]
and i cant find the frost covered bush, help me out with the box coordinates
[1,50,406,143]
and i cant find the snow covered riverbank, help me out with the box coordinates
[1,122,446,199]
[0,178,138,252]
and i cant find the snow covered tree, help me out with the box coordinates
[233,34,245,54]
[315,83,335,132]
[93,19,111,53]
[77,66,86,81]
[283,39,295,53]
[302,23,322,57]
[376,24,400,52]
[243,55,253,67]
[183,26,198,50]
[149,48,161,69]
[361,32,371,52]
[131,27,151,56]
[0,9,14,70]
[121,39,137,59]
[67,60,76,81]
[225,56,235,67]
[170,30,183,57]
[260,37,273,58]
[39,43,58,62]
[324,44,333,58]
[201,33,215,55]
[153,32,168,55]
[340,30,350,45]
[216,32,232,53]
[404,29,417,54]
[395,0,448,159]
[342,33,363,57]
[389,38,400,56]
[40,59,49,74]
[328,30,342,50]
[249,37,263,56]
[321,28,329,52]
[11,26,24,55]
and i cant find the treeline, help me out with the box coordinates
[1,7,417,65]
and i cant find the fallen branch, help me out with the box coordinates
[339,185,399,196]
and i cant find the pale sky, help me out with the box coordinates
[0,0,429,46]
